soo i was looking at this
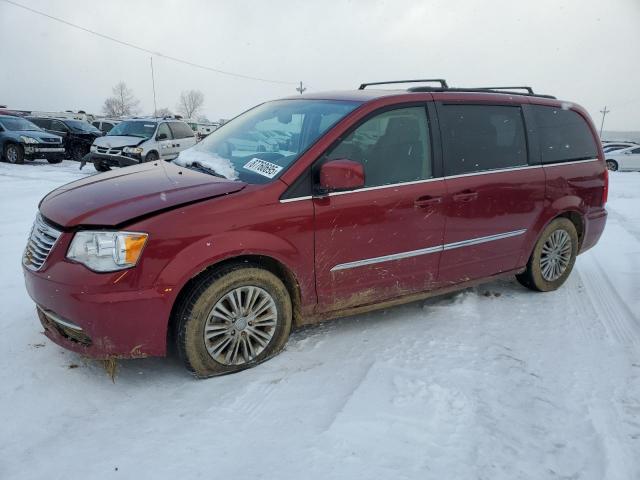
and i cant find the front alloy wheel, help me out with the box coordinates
[204,286,278,366]
[175,264,292,377]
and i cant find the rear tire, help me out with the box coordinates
[4,143,24,164]
[516,218,578,292]
[174,264,292,378]
[606,160,618,171]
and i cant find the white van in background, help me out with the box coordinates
[83,117,197,171]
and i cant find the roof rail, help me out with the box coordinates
[406,85,556,99]
[474,86,534,94]
[359,79,448,90]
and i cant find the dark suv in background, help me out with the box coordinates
[28,117,102,160]
[0,114,65,164]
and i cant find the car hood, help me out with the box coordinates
[39,161,246,227]
[14,130,62,141]
[93,135,147,148]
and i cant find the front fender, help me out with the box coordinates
[154,229,314,312]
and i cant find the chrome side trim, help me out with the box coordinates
[330,245,442,272]
[542,158,599,167]
[328,177,443,197]
[279,196,312,203]
[441,229,526,251]
[330,229,527,271]
[443,164,540,180]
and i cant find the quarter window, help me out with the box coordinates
[439,104,528,176]
[532,105,598,163]
[324,106,432,188]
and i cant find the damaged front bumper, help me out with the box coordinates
[81,152,141,169]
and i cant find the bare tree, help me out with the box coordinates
[103,82,140,117]
[177,90,204,119]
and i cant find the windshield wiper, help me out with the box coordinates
[188,161,228,179]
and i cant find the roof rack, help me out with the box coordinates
[406,85,556,99]
[359,79,448,90]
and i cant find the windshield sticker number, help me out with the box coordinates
[243,158,283,178]
[144,124,155,127]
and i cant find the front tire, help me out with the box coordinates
[46,157,63,164]
[516,218,578,292]
[174,264,293,377]
[4,143,24,164]
[606,160,618,171]
[145,151,159,162]
[94,161,111,172]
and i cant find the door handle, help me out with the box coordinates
[452,191,478,202]
[414,195,442,207]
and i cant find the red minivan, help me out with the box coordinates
[23,80,608,377]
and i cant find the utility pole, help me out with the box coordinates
[296,81,306,95]
[150,56,158,117]
[599,106,610,138]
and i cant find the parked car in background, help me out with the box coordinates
[82,117,197,171]
[28,117,102,160]
[0,114,64,164]
[605,145,640,171]
[92,119,120,134]
[602,142,638,153]
[22,81,608,377]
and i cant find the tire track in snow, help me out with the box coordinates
[577,254,640,347]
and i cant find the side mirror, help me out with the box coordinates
[319,159,365,192]
[157,133,168,140]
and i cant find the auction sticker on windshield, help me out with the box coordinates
[243,158,283,178]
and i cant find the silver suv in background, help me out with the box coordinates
[82,117,197,171]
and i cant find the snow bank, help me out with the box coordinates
[173,148,238,180]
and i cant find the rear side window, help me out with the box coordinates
[170,122,195,139]
[31,118,51,130]
[532,105,598,163]
[439,104,528,176]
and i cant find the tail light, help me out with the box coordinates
[603,168,609,206]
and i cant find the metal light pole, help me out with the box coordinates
[150,56,158,117]
[599,106,610,138]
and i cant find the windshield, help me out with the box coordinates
[173,99,360,183]
[0,116,42,132]
[65,119,101,133]
[107,120,157,138]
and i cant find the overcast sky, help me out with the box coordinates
[1,0,639,130]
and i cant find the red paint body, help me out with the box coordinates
[23,90,608,359]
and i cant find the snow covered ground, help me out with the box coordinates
[1,160,639,479]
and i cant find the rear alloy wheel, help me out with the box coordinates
[175,264,292,377]
[4,144,24,164]
[606,160,618,171]
[516,218,578,292]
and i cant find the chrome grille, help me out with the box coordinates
[23,215,62,271]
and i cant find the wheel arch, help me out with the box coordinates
[166,253,303,348]
[520,208,586,266]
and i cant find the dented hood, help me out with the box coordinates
[40,162,246,227]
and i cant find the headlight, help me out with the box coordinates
[123,147,143,154]
[20,136,40,144]
[67,231,148,272]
